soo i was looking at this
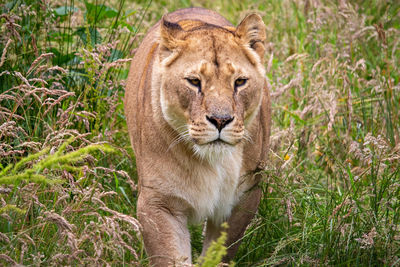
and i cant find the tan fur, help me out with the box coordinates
[124,7,271,266]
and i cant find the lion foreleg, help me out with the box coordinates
[137,193,191,266]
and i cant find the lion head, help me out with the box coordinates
[156,14,266,159]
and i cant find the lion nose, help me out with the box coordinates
[206,115,234,132]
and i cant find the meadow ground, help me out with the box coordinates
[0,0,399,266]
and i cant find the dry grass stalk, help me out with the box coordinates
[0,38,12,68]
[26,52,54,75]
[355,227,378,249]
[0,254,17,265]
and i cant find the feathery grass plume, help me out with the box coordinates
[12,147,50,173]
[0,204,25,215]
[196,223,232,267]
[0,254,17,265]
[0,138,115,185]
[0,39,12,68]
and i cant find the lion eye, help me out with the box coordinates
[186,78,201,90]
[234,78,247,88]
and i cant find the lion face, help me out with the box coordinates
[158,15,266,158]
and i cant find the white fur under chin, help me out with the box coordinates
[192,142,237,163]
[187,143,243,225]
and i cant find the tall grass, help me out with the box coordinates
[1,0,399,266]
[234,1,400,265]
[0,0,149,265]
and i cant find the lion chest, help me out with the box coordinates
[178,154,243,224]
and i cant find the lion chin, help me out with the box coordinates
[192,140,238,162]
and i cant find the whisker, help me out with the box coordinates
[167,130,190,151]
[175,124,189,132]
[243,130,253,144]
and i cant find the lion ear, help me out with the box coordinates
[236,14,266,62]
[159,16,186,63]
[160,16,184,51]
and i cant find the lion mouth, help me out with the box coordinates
[206,138,234,146]
[211,139,228,144]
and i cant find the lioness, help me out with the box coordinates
[124,7,270,266]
